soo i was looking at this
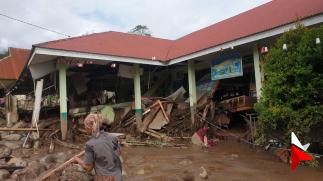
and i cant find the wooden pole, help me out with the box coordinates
[0,128,53,131]
[36,151,85,181]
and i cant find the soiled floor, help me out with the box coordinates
[121,141,323,181]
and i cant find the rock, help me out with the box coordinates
[231,154,239,158]
[0,131,9,138]
[4,179,16,181]
[23,142,32,149]
[33,140,41,149]
[136,169,145,175]
[2,134,22,141]
[7,157,27,167]
[10,161,45,180]
[40,152,68,170]
[0,169,10,180]
[275,148,289,164]
[199,166,208,179]
[56,152,68,163]
[59,164,92,181]
[179,159,193,166]
[0,146,12,158]
[182,170,195,181]
[3,142,21,150]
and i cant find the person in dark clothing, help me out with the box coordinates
[74,113,122,181]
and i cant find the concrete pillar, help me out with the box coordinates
[5,94,12,127]
[253,45,262,99]
[188,60,197,125]
[133,64,142,127]
[59,62,68,140]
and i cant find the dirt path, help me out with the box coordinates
[122,141,323,181]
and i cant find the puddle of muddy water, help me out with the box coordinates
[121,141,323,181]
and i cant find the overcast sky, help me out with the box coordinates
[0,0,270,52]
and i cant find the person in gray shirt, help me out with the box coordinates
[74,113,122,181]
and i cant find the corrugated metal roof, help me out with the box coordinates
[35,0,323,62]
[0,47,30,80]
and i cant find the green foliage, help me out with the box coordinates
[129,25,152,36]
[0,51,9,59]
[255,25,323,144]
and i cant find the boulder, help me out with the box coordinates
[0,169,10,180]
[12,161,46,179]
[0,146,12,158]
[2,134,22,141]
[40,152,68,170]
[7,157,27,167]
[59,164,92,181]
[3,142,21,150]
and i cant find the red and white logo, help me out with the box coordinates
[291,132,313,170]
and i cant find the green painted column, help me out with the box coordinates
[133,64,142,128]
[188,60,197,125]
[253,45,262,99]
[59,61,68,140]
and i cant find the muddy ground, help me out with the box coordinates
[121,141,323,181]
[10,140,323,181]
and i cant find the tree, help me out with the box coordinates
[129,25,152,36]
[0,51,8,59]
[255,25,323,145]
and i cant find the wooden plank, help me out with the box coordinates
[0,128,53,131]
[157,100,169,123]
[148,110,167,130]
[139,107,160,132]
[144,130,162,139]
[31,79,43,126]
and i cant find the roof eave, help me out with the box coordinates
[167,13,323,65]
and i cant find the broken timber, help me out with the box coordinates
[0,128,53,131]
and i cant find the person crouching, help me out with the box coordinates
[74,113,122,181]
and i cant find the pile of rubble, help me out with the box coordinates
[107,86,237,143]
[0,117,88,180]
[0,144,90,181]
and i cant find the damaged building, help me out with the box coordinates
[0,0,321,142]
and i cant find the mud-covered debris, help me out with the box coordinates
[2,134,22,141]
[0,169,10,180]
[199,166,207,179]
[7,157,27,167]
[59,164,93,181]
[40,152,68,170]
[0,146,12,158]
[3,142,21,150]
[11,161,46,180]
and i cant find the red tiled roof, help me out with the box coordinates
[0,48,30,80]
[167,0,323,59]
[36,31,174,62]
[35,0,323,62]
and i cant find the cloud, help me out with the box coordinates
[0,0,270,51]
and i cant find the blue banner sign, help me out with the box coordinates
[211,54,243,80]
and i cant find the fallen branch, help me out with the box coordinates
[54,139,80,149]
[0,165,24,172]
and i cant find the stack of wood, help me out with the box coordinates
[111,87,226,141]
[111,87,194,140]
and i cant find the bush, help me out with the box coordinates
[255,25,323,145]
